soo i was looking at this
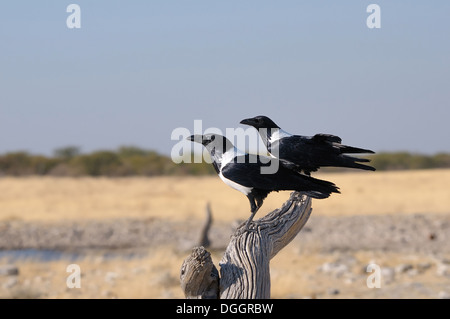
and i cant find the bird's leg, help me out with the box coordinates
[244,195,262,230]
[244,206,260,230]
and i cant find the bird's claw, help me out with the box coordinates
[235,223,258,236]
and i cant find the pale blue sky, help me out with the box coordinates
[0,1,449,156]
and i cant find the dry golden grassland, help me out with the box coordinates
[1,169,449,223]
[1,169,449,299]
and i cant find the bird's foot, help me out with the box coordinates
[235,222,258,236]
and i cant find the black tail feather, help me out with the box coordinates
[341,155,376,171]
[339,145,375,154]
[298,175,340,199]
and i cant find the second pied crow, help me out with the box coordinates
[188,134,340,229]
[240,115,376,176]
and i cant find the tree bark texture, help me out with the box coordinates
[180,192,312,299]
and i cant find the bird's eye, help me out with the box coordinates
[210,135,215,141]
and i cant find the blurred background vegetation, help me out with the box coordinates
[0,146,449,176]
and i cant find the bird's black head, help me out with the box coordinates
[187,134,234,153]
[240,116,280,129]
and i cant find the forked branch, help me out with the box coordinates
[180,192,312,299]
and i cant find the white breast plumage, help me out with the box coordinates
[269,129,292,143]
[218,171,252,195]
[220,147,246,167]
[217,147,252,195]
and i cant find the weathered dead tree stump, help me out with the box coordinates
[180,192,312,299]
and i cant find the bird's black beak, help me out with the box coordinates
[187,134,206,144]
[240,118,254,126]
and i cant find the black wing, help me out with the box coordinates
[221,154,339,199]
[272,135,375,174]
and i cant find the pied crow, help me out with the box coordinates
[240,115,376,176]
[187,134,340,229]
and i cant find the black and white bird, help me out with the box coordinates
[187,134,340,228]
[240,115,376,176]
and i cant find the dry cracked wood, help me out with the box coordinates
[180,246,219,299]
[180,192,312,299]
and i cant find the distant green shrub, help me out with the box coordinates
[0,147,448,177]
[368,152,448,171]
[432,153,450,168]
[0,152,59,176]
[53,146,81,160]
[72,151,122,176]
